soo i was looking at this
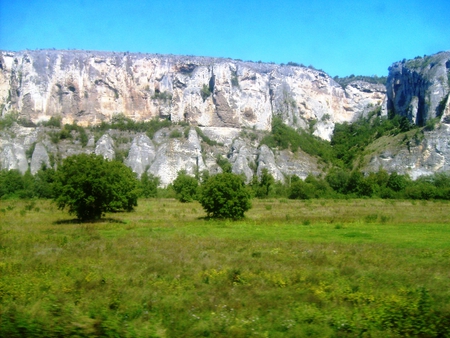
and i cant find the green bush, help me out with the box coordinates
[139,171,159,198]
[172,171,199,203]
[53,154,139,221]
[169,129,183,138]
[289,179,315,199]
[199,173,252,219]
[41,115,62,128]
[151,90,172,102]
[216,154,232,173]
[261,117,334,161]
[201,84,211,101]
[252,168,275,198]
[0,111,19,130]
[195,127,219,146]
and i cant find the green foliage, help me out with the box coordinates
[332,74,387,88]
[0,169,25,198]
[231,71,239,87]
[215,154,232,173]
[405,55,433,69]
[151,90,173,102]
[53,154,139,221]
[32,166,57,198]
[41,115,62,128]
[169,129,183,138]
[0,167,56,200]
[331,112,414,167]
[436,93,449,118]
[195,127,220,146]
[139,171,159,198]
[326,168,350,194]
[64,122,89,146]
[424,117,439,131]
[252,168,275,198]
[93,114,172,139]
[0,111,19,130]
[199,172,252,219]
[289,178,315,199]
[200,84,211,101]
[1,199,450,337]
[261,117,334,162]
[172,171,199,203]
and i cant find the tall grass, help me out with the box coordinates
[1,199,449,337]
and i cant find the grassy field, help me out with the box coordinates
[1,198,449,337]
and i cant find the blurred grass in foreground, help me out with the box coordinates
[1,198,449,337]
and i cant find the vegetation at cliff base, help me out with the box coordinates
[53,154,139,221]
[199,172,252,219]
[172,170,199,203]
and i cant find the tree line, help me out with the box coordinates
[1,162,449,202]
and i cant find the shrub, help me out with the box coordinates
[252,168,275,198]
[199,173,252,219]
[288,179,315,199]
[0,111,18,130]
[53,154,139,221]
[216,154,232,173]
[139,172,159,198]
[169,129,183,138]
[172,171,199,202]
[42,116,62,128]
[201,84,211,101]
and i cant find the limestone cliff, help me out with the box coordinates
[1,49,450,184]
[0,50,385,141]
[359,51,450,179]
[386,51,450,125]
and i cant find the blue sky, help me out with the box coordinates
[0,0,449,76]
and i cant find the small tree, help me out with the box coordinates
[140,171,159,198]
[199,173,252,219]
[172,171,199,202]
[288,179,315,199]
[251,168,275,198]
[53,154,139,221]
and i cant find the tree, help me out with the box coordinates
[53,154,139,221]
[140,171,159,198]
[33,166,56,199]
[199,173,252,219]
[0,169,24,198]
[252,168,275,198]
[288,179,314,199]
[172,171,199,202]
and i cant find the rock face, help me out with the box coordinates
[386,51,450,125]
[1,49,449,184]
[363,124,450,179]
[0,50,386,140]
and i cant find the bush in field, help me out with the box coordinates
[172,171,199,202]
[139,171,159,198]
[289,176,315,199]
[199,173,252,219]
[251,168,275,198]
[53,154,139,221]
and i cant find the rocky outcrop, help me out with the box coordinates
[1,50,449,184]
[95,134,115,160]
[0,50,386,141]
[124,134,155,177]
[30,142,50,174]
[145,128,207,186]
[363,124,450,179]
[386,51,450,125]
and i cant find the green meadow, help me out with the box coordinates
[1,198,450,337]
